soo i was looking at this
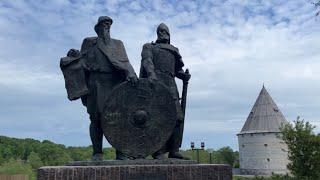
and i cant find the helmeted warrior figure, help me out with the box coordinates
[79,16,138,160]
[139,23,191,159]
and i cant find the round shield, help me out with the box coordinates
[101,78,177,158]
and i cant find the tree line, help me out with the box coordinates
[0,135,239,170]
[0,135,239,180]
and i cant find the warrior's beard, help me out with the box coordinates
[103,29,110,38]
[98,29,111,41]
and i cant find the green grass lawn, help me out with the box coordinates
[0,159,36,180]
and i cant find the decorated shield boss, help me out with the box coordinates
[102,78,177,158]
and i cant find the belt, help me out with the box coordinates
[155,69,174,77]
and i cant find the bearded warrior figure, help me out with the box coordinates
[61,16,138,160]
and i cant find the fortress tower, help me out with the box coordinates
[237,86,289,175]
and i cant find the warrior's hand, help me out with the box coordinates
[177,69,191,82]
[126,74,138,86]
[183,71,191,82]
[67,49,81,57]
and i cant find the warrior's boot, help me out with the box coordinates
[92,153,103,161]
[152,150,166,160]
[116,150,130,160]
[168,151,190,160]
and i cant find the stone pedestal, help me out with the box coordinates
[38,160,232,180]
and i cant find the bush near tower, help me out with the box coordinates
[280,117,320,180]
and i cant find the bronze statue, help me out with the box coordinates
[61,19,191,161]
[139,23,191,159]
[61,16,138,160]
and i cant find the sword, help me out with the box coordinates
[175,68,190,149]
[181,69,190,116]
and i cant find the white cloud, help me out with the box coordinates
[186,119,243,133]
[0,61,62,95]
[0,0,319,150]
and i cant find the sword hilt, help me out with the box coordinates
[183,68,190,85]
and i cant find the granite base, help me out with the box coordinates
[38,161,232,180]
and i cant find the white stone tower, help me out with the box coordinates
[237,86,289,175]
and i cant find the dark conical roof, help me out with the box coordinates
[238,86,287,134]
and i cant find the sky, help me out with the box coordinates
[0,0,319,151]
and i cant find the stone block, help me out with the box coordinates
[38,163,232,180]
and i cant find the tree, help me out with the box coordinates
[212,146,235,166]
[1,147,13,161]
[67,146,92,161]
[27,151,43,169]
[280,117,320,180]
[103,147,116,159]
[314,0,320,16]
[38,141,71,166]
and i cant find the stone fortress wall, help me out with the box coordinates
[238,132,289,175]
